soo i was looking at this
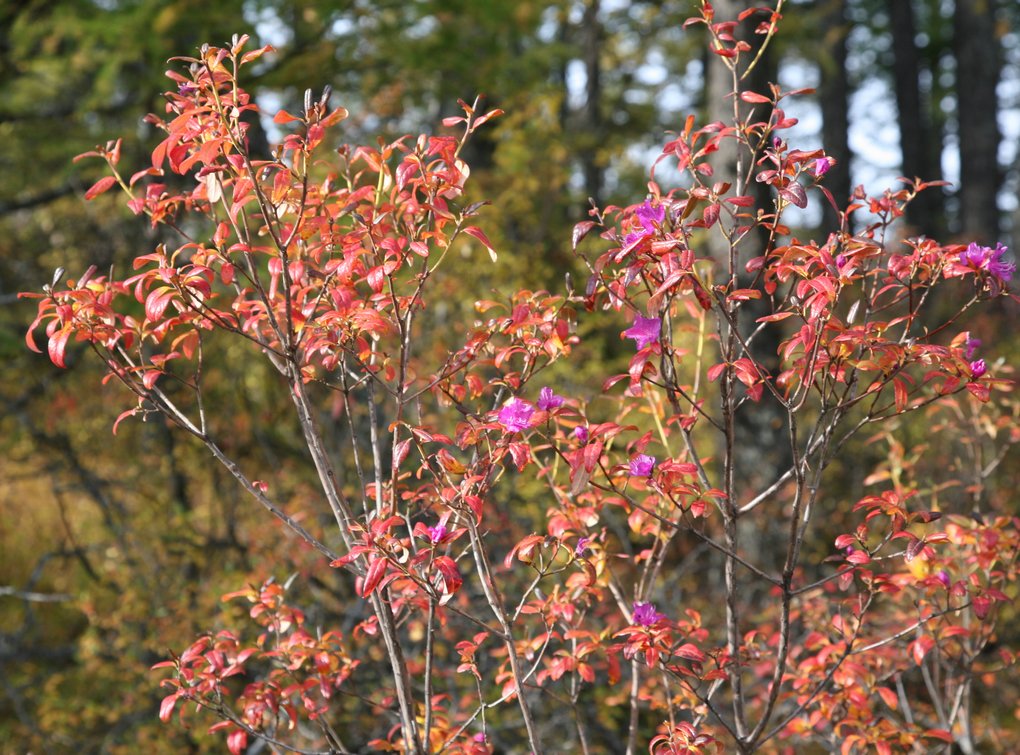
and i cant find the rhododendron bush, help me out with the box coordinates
[23,4,1018,754]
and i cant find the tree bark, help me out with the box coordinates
[581,0,604,206]
[888,0,946,238]
[704,0,790,506]
[954,0,1002,243]
[818,0,853,234]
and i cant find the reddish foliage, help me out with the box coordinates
[23,11,1019,754]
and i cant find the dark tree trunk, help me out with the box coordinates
[954,0,1002,244]
[818,0,853,234]
[704,1,790,573]
[888,0,946,238]
[581,0,604,206]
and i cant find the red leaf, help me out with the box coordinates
[905,537,927,563]
[924,729,954,744]
[780,182,807,208]
[582,440,603,473]
[504,534,544,569]
[674,643,705,663]
[965,381,990,402]
[361,558,388,597]
[572,221,597,250]
[48,326,72,368]
[739,90,772,104]
[113,408,139,435]
[393,439,412,468]
[834,534,856,550]
[911,635,935,665]
[702,203,720,228]
[508,441,531,471]
[707,362,727,382]
[84,176,117,200]
[432,555,463,605]
[893,378,908,412]
[877,686,898,710]
[146,288,176,322]
[142,370,161,390]
[972,594,992,619]
[473,107,504,128]
[226,729,248,755]
[158,693,179,722]
[463,226,497,262]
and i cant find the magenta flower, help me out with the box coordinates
[624,314,660,350]
[812,157,835,177]
[936,570,951,588]
[537,386,565,412]
[636,199,665,228]
[964,334,982,360]
[970,359,987,379]
[624,199,665,246]
[835,253,849,270]
[629,453,656,478]
[632,601,663,627]
[426,524,448,544]
[575,537,591,557]
[958,242,1014,283]
[574,425,590,443]
[498,398,535,433]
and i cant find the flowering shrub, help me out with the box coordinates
[23,5,1018,754]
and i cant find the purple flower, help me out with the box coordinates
[629,454,656,478]
[623,200,665,246]
[177,82,198,97]
[812,157,834,177]
[959,242,1015,283]
[574,425,590,444]
[498,398,535,433]
[575,537,591,557]
[537,386,565,412]
[936,570,951,588]
[970,359,987,379]
[835,253,849,270]
[988,243,1015,281]
[632,601,663,627]
[624,314,660,350]
[426,524,448,544]
[636,199,665,229]
[964,334,982,360]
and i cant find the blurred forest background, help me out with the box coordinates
[1,0,1018,751]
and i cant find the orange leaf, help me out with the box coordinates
[273,109,302,124]
[877,686,898,710]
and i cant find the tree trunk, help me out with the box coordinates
[818,0,853,234]
[581,0,604,206]
[888,0,946,238]
[954,0,1001,244]
[704,0,789,494]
